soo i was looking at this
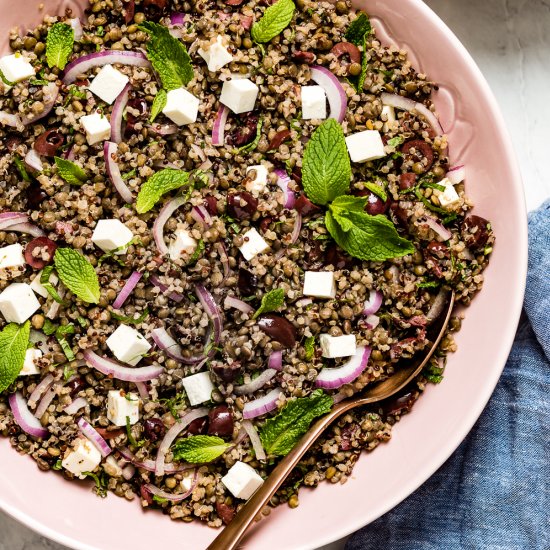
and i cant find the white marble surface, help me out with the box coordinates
[1,1,548,549]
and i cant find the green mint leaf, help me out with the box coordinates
[172,435,231,463]
[55,323,75,361]
[46,22,74,70]
[259,392,333,456]
[14,156,32,182]
[326,206,415,261]
[345,13,372,92]
[423,360,445,384]
[139,22,193,90]
[136,169,190,213]
[363,182,387,202]
[417,280,440,289]
[111,309,149,325]
[54,157,88,186]
[0,322,31,393]
[40,266,67,305]
[42,319,58,336]
[187,239,205,266]
[329,195,369,216]
[253,288,285,319]
[150,89,167,123]
[238,116,264,153]
[302,119,351,206]
[54,248,100,304]
[304,336,315,361]
[251,0,296,44]
[387,136,404,148]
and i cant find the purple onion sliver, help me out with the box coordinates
[113,271,142,309]
[310,66,347,123]
[77,417,112,457]
[144,470,198,502]
[63,397,89,415]
[149,274,185,303]
[268,350,283,371]
[315,346,372,390]
[242,388,283,419]
[212,104,229,146]
[424,216,452,241]
[274,169,296,209]
[152,196,187,257]
[84,349,163,382]
[241,420,266,461]
[111,83,131,144]
[446,165,465,184]
[9,392,49,439]
[34,386,56,419]
[224,295,254,315]
[104,141,134,204]
[363,289,383,316]
[234,368,277,396]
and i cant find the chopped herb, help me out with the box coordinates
[98,237,140,266]
[111,309,150,325]
[30,78,49,86]
[53,459,63,470]
[76,316,88,328]
[40,266,66,305]
[417,280,440,289]
[122,168,137,181]
[423,360,445,383]
[136,169,190,214]
[253,288,285,319]
[153,495,169,504]
[0,322,31,393]
[158,391,186,417]
[54,157,89,186]
[14,156,32,182]
[82,471,108,498]
[187,239,205,266]
[63,364,75,381]
[304,336,315,361]
[126,416,145,448]
[387,136,404,148]
[414,188,449,215]
[42,319,58,336]
[363,181,387,202]
[55,324,75,362]
[150,89,167,123]
[238,117,264,153]
[345,12,372,92]
[96,26,105,37]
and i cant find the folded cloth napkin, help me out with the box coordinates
[346,200,550,550]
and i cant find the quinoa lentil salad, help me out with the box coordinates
[0,0,494,529]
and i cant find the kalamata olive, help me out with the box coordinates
[390,202,410,228]
[225,0,245,5]
[26,183,48,209]
[461,215,490,251]
[426,240,449,259]
[295,194,322,216]
[126,97,148,122]
[291,166,302,186]
[237,268,258,296]
[34,129,65,157]
[355,190,390,216]
[123,120,138,139]
[124,0,135,24]
[399,173,417,190]
[401,140,434,173]
[304,238,323,266]
[24,237,57,269]
[216,501,236,525]
[292,50,315,64]
[267,130,291,151]
[257,314,297,348]
[66,376,86,397]
[143,418,166,442]
[227,113,259,147]
[211,361,243,383]
[143,0,169,19]
[259,217,273,233]
[330,42,361,74]
[227,192,258,220]
[204,196,218,216]
[187,417,208,435]
[382,391,417,416]
[6,134,22,152]
[325,245,353,270]
[208,405,234,437]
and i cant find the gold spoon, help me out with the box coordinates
[207,290,455,550]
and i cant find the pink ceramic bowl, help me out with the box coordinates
[0,1,527,548]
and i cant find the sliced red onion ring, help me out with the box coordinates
[110,83,131,144]
[190,143,206,163]
[214,242,230,280]
[104,141,134,204]
[144,470,198,502]
[113,270,142,309]
[64,146,76,161]
[0,213,29,231]
[295,297,313,308]
[190,205,212,228]
[21,83,59,126]
[241,420,266,460]
[118,446,192,474]
[365,314,380,330]
[0,111,23,129]
[170,12,187,25]
[46,287,65,320]
[224,295,254,315]
[134,382,149,400]
[446,165,465,184]
[195,285,223,352]
[155,407,209,476]
[153,196,186,256]
[122,464,135,480]
[63,397,89,415]
[34,385,57,419]
[151,327,202,365]
[212,105,229,147]
[146,123,179,136]
[234,368,277,396]
[69,18,84,40]
[77,417,112,457]
[268,351,283,371]
[63,50,151,84]
[274,169,296,209]
[25,149,44,172]
[315,346,372,389]
[6,223,46,238]
[9,392,49,439]
[242,388,282,419]
[28,374,54,407]
[83,350,163,382]
[310,65,347,123]
[363,289,383,316]
[424,215,452,241]
[426,288,449,323]
[149,274,184,303]
[289,212,302,245]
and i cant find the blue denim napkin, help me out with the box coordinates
[346,200,550,550]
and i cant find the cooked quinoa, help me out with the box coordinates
[0,0,494,528]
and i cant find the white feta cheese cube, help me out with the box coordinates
[245,164,269,195]
[198,35,233,72]
[30,270,59,298]
[19,349,42,376]
[303,271,336,299]
[301,85,327,120]
[319,334,357,359]
[0,243,25,271]
[91,219,133,254]
[88,64,129,105]
[345,130,386,163]
[181,371,215,406]
[107,389,140,426]
[435,178,461,209]
[220,78,259,114]
[162,87,200,126]
[0,283,40,324]
[221,461,264,500]
[80,112,111,145]
[62,437,102,479]
[106,325,151,366]
[169,228,197,261]
[239,228,269,261]
[0,54,35,83]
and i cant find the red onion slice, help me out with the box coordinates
[212,105,229,146]
[110,83,131,144]
[446,165,465,184]
[426,288,449,323]
[242,388,283,419]
[0,111,23,129]
[214,242,230,280]
[21,83,59,126]
[310,66,347,123]
[170,12,187,25]
[315,346,372,389]
[34,385,57,419]
[9,392,49,439]
[104,141,134,204]
[134,382,149,400]
[63,397,89,415]
[5,223,46,238]
[149,274,185,303]
[155,407,209,475]
[234,368,277,395]
[77,417,112,457]
[363,289,383,316]
[118,446,192,474]
[268,351,283,371]
[195,285,223,352]
[274,169,296,209]
[122,464,135,480]
[146,123,179,136]
[153,196,187,256]
[289,212,302,245]
[144,471,198,502]
[241,420,266,460]
[69,18,83,41]
[28,374,54,407]
[365,314,380,330]
[83,350,163,382]
[113,270,142,309]
[190,205,212,228]
[151,327,201,365]
[424,215,452,241]
[224,295,254,315]
[63,50,151,84]
[0,213,30,230]
[25,149,44,172]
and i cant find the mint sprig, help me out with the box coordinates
[136,169,190,213]
[40,266,66,305]
[150,89,167,123]
[54,157,88,186]
[0,322,31,393]
[139,22,193,90]
[259,390,333,456]
[253,288,285,319]
[172,435,231,463]
[46,22,74,70]
[302,119,351,206]
[251,0,296,44]
[345,12,372,92]
[54,248,100,304]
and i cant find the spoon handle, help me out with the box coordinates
[206,403,349,550]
